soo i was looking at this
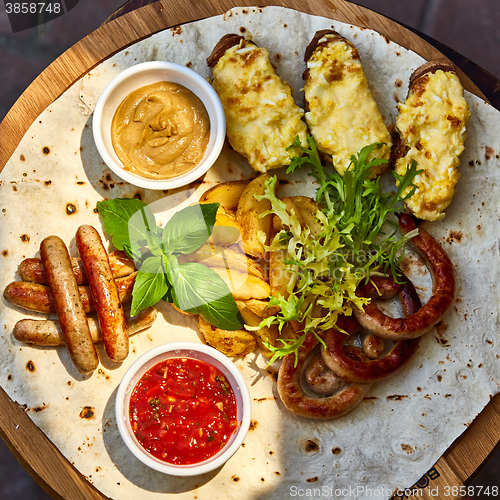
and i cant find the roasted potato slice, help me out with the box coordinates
[241,298,279,318]
[269,248,292,298]
[236,175,272,259]
[211,207,241,246]
[197,315,255,357]
[179,244,265,279]
[290,196,322,237]
[212,268,270,300]
[200,181,247,212]
[237,301,277,356]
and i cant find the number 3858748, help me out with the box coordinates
[5,2,62,14]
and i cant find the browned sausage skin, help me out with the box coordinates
[322,280,422,383]
[18,251,135,285]
[354,214,454,339]
[76,225,129,362]
[304,352,346,396]
[14,307,157,347]
[3,273,136,314]
[277,332,370,419]
[40,236,98,373]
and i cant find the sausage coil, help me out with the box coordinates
[354,213,454,339]
[322,278,422,383]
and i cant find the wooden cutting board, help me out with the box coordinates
[0,1,497,498]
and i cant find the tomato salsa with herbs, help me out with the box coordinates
[129,357,238,465]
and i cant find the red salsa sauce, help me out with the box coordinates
[129,357,238,465]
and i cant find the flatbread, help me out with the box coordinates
[0,7,498,499]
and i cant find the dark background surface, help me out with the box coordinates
[0,0,498,497]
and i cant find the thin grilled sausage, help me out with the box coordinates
[14,307,157,347]
[322,280,422,383]
[354,214,454,339]
[277,331,370,419]
[76,225,129,362]
[40,236,98,373]
[18,251,135,284]
[3,273,136,314]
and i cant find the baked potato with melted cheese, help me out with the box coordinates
[304,30,391,177]
[208,34,307,173]
[394,61,469,221]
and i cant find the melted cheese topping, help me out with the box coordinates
[212,41,307,173]
[395,70,469,221]
[304,36,391,176]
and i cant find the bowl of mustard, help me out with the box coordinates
[93,61,226,190]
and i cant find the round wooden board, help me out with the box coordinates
[0,1,497,498]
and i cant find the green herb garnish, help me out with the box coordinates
[149,397,160,409]
[252,136,420,365]
[216,375,230,394]
[96,199,243,330]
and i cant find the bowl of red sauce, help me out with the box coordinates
[115,343,251,475]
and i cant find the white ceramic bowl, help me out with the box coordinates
[115,342,251,476]
[92,61,225,190]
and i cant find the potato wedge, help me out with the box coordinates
[271,196,322,237]
[236,175,272,259]
[237,301,277,356]
[290,196,322,237]
[211,207,241,246]
[179,244,265,279]
[269,248,292,298]
[200,181,247,212]
[241,298,278,318]
[197,315,255,357]
[212,268,270,300]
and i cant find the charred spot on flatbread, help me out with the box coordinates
[79,406,95,419]
[66,203,77,215]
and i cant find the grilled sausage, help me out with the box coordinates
[277,331,370,419]
[322,279,422,383]
[40,236,98,373]
[3,273,136,314]
[76,225,129,362]
[354,214,454,339]
[18,251,135,285]
[13,307,157,347]
[304,352,346,396]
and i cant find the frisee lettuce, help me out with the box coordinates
[253,136,420,365]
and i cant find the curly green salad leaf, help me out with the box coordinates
[254,136,421,365]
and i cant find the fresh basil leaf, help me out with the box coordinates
[130,255,169,317]
[162,287,174,303]
[165,255,243,330]
[162,203,219,255]
[96,198,160,261]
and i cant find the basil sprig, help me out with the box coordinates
[96,199,243,330]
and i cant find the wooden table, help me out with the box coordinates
[0,1,498,498]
